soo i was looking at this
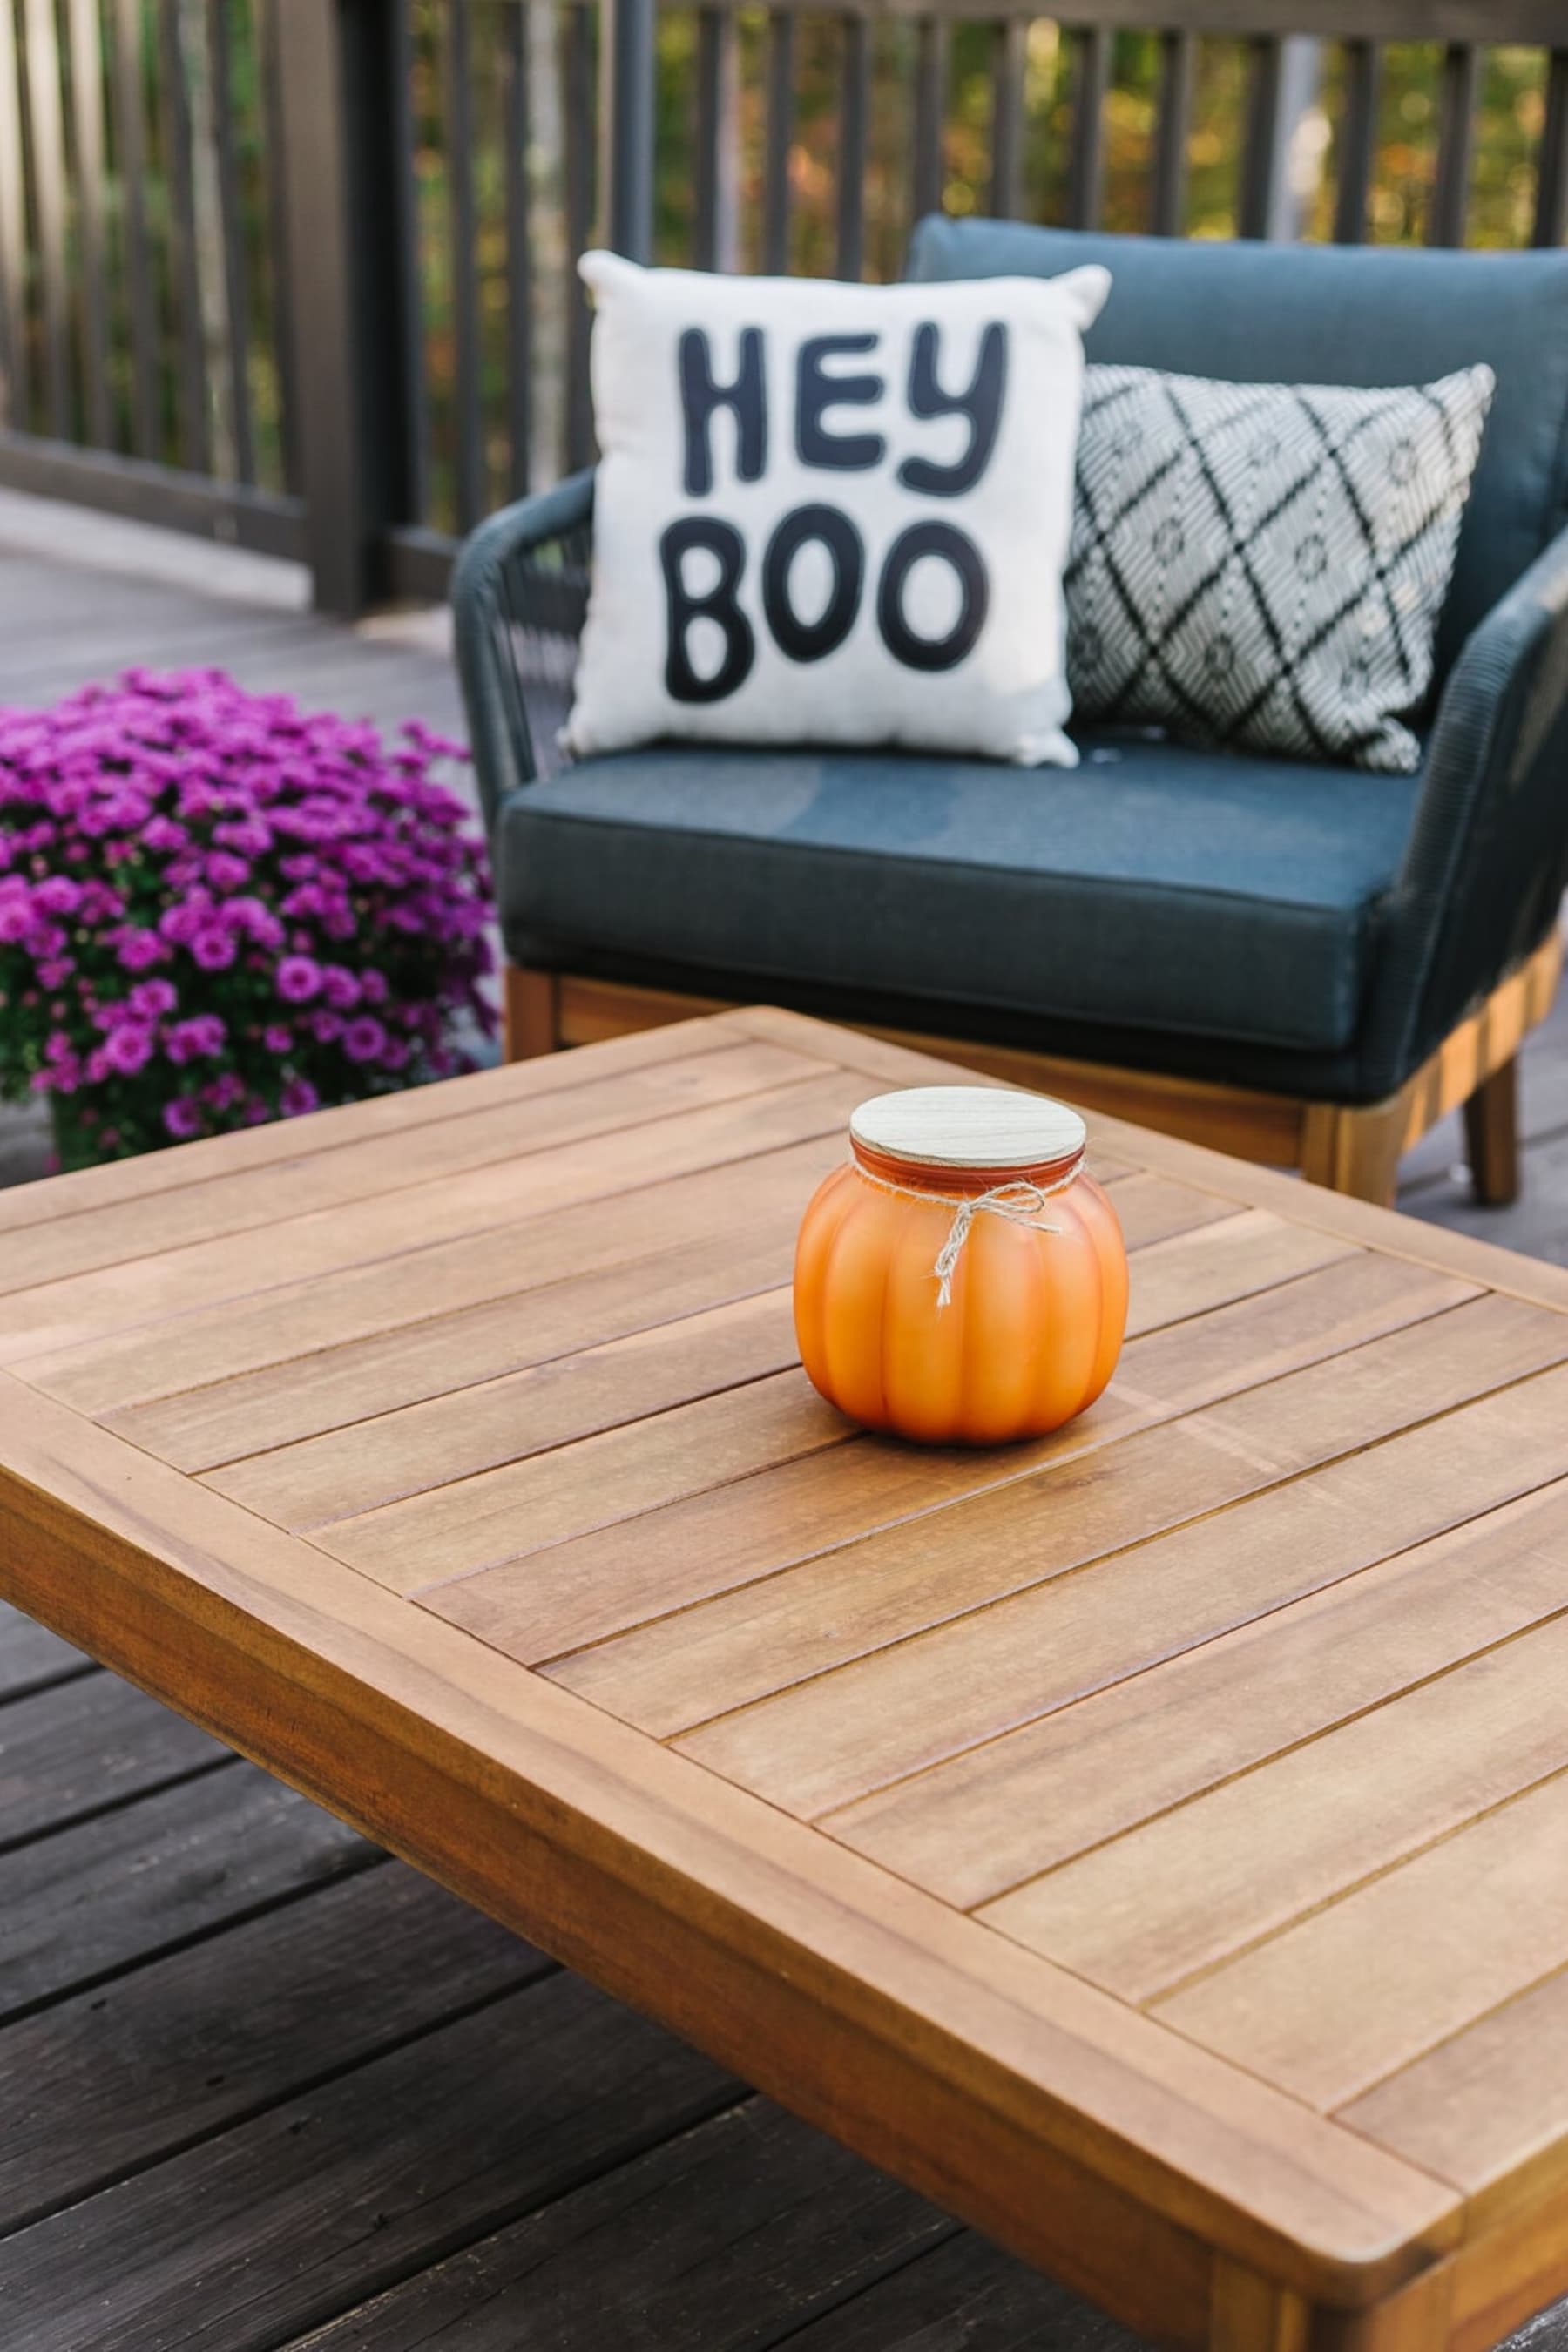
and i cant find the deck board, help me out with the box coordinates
[0,1604,1146,2348]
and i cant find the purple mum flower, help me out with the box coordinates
[102,1025,154,1077]
[129,978,179,1020]
[190,928,237,972]
[275,954,322,1003]
[321,965,362,1010]
[341,1017,388,1064]
[162,1098,203,1140]
[280,1077,319,1119]
[116,929,166,972]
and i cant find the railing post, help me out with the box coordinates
[273,0,416,615]
[599,0,656,260]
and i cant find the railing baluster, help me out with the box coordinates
[694,4,740,272]
[258,0,299,492]
[0,0,30,429]
[503,0,532,497]
[443,0,483,531]
[23,0,72,438]
[66,0,112,447]
[1333,37,1380,244]
[1066,24,1110,231]
[1534,47,1568,248]
[112,0,159,459]
[207,0,254,482]
[836,12,868,280]
[1429,41,1478,247]
[913,17,949,223]
[159,0,210,471]
[1237,33,1283,240]
[386,0,428,524]
[564,1,594,473]
[763,9,794,273]
[1150,27,1193,234]
[989,17,1026,224]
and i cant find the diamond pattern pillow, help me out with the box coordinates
[1064,362,1495,774]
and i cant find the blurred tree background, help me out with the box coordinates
[400,14,1547,524]
[3,0,1552,534]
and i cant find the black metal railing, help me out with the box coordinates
[0,0,1565,614]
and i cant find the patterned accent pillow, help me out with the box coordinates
[1064,362,1495,774]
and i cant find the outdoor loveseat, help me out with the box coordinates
[453,219,1568,1205]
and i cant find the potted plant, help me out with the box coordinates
[0,669,497,1171]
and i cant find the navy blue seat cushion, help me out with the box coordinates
[497,739,1421,1054]
[907,219,1568,683]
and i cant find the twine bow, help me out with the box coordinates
[859,1170,1070,1310]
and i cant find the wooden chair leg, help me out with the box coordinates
[1298,1092,1409,1208]
[1463,1055,1519,1207]
[503,964,559,1062]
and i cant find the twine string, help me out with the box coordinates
[857,1167,1073,1310]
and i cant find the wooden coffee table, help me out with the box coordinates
[4,1006,1568,2352]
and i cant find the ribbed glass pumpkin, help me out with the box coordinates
[794,1085,1127,1446]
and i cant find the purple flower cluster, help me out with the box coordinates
[0,669,496,1167]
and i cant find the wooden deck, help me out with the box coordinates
[1,493,1567,2348]
[0,1594,1138,2350]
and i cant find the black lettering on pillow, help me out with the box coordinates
[761,504,865,663]
[660,517,756,701]
[796,335,886,471]
[877,521,989,672]
[899,322,1007,497]
[679,328,767,497]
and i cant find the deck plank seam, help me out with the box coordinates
[0,1842,390,2038]
[0,1745,239,1862]
[0,1655,98,1711]
[0,1956,564,2245]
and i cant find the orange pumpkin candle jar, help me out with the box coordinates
[794,1085,1127,1446]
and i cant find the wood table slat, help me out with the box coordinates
[1343,1963,1568,2220]
[0,1037,822,1301]
[497,1291,1558,1717]
[828,1463,1568,1908]
[983,1605,1568,2004]
[321,1366,851,1593]
[105,1234,799,1475]
[0,1015,751,1239]
[203,1286,800,1530]
[1154,1767,1568,2111]
[26,1132,848,1418]
[668,1351,1568,1815]
[0,1067,862,1363]
[568,1251,1476,1757]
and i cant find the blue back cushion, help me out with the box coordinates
[907,217,1568,676]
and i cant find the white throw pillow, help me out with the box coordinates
[565,253,1111,768]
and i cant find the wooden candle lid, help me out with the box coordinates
[849,1086,1086,1173]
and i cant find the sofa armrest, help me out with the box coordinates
[451,470,595,835]
[1361,521,1568,1097]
